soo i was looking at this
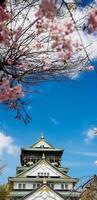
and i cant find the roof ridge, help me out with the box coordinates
[29,136,55,149]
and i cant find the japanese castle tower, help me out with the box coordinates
[9,135,80,200]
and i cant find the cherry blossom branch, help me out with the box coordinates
[0,0,96,123]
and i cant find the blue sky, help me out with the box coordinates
[0,65,97,184]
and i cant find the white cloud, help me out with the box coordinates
[84,127,97,144]
[51,117,60,125]
[0,132,19,157]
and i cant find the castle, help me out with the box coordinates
[8,135,80,200]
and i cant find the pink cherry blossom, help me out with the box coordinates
[2,79,10,91]
[36,0,56,19]
[36,19,44,34]
[0,79,24,103]
[0,0,96,107]
[18,62,26,68]
[94,160,97,166]
[14,27,22,41]
[0,6,11,45]
[36,42,44,49]
[58,51,66,61]
[63,39,73,52]
[7,58,14,65]
[9,85,24,100]
[88,9,97,33]
[0,6,11,22]
[43,57,51,70]
[43,65,51,70]
[86,65,94,71]
[64,20,74,35]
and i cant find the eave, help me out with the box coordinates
[9,189,80,198]
[9,177,78,183]
[21,148,64,152]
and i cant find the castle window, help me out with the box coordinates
[61,184,64,190]
[18,184,21,189]
[47,173,49,177]
[38,172,40,176]
[37,183,40,188]
[65,184,68,190]
[33,184,36,189]
[51,184,54,189]
[23,184,26,189]
[40,145,44,148]
[38,172,50,177]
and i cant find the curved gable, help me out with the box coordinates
[17,160,69,178]
[22,184,64,200]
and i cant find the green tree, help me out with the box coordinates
[0,163,6,175]
[0,162,11,200]
[81,176,97,200]
[0,184,11,200]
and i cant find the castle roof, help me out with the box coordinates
[21,134,63,152]
[20,184,65,200]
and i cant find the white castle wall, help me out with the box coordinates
[14,182,73,190]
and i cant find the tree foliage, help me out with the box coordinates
[80,175,97,200]
[0,184,11,200]
[0,161,11,200]
[0,161,6,175]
